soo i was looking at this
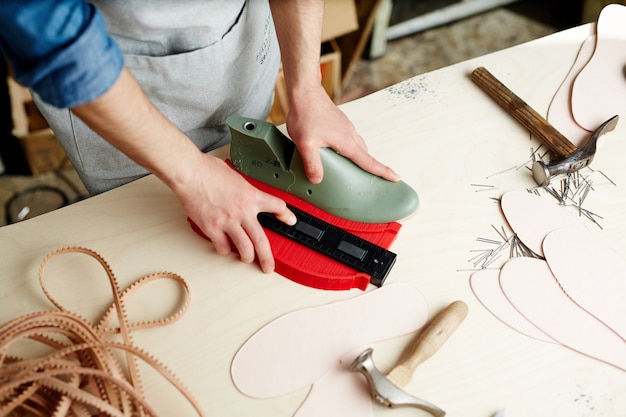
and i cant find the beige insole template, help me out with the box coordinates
[469,268,554,343]
[231,283,430,416]
[547,33,595,146]
[548,4,625,147]
[571,4,626,131]
[472,191,626,371]
[500,191,586,256]
[499,257,626,371]
[543,227,626,339]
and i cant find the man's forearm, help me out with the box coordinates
[268,0,400,184]
[269,0,325,103]
[71,68,203,193]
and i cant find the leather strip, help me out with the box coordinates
[0,246,205,417]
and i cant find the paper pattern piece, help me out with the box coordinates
[231,283,429,398]
[472,190,626,371]
[500,191,587,256]
[469,268,553,343]
[543,227,626,339]
[292,349,372,417]
[499,257,626,371]
[571,4,626,131]
[547,34,595,146]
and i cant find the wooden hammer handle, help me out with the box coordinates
[470,66,576,157]
[386,300,468,388]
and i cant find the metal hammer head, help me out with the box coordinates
[532,115,619,186]
[350,348,445,417]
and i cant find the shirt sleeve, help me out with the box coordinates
[0,1,124,108]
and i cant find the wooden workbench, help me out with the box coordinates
[1,23,624,416]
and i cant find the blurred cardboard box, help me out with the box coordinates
[322,0,358,42]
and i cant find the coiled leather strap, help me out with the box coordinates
[0,246,205,417]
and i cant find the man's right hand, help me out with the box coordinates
[173,153,296,273]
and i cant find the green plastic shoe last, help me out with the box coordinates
[227,116,419,223]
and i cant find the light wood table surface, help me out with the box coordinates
[1,23,624,416]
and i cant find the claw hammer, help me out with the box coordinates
[470,66,618,186]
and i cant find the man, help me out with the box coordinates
[0,1,399,273]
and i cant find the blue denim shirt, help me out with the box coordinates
[0,1,123,108]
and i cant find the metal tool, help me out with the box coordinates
[350,300,469,417]
[531,115,618,186]
[470,66,619,186]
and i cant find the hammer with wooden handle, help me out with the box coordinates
[469,66,618,186]
[350,300,468,417]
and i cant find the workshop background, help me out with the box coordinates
[0,0,616,226]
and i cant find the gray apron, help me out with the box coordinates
[34,0,280,194]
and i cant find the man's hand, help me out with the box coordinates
[173,153,296,273]
[73,68,295,272]
[286,87,400,184]
[270,0,399,185]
